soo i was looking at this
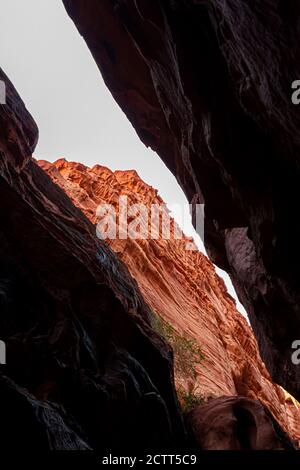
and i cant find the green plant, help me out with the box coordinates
[177,387,204,414]
[152,314,205,380]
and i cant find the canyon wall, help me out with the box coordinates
[0,67,185,450]
[39,158,300,445]
[62,0,300,400]
[188,396,297,450]
[0,62,294,449]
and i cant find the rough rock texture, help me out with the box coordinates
[188,396,297,450]
[62,0,300,400]
[39,158,300,445]
[0,68,186,450]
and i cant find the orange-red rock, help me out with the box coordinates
[62,0,300,404]
[0,66,186,450]
[39,158,300,445]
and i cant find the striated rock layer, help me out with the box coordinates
[39,158,300,445]
[0,68,185,450]
[1,61,295,451]
[62,0,300,401]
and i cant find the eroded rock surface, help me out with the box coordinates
[39,158,300,445]
[62,0,300,400]
[0,68,185,450]
[188,396,297,450]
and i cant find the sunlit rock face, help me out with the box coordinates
[39,158,300,446]
[0,61,298,450]
[62,0,300,401]
[0,68,185,450]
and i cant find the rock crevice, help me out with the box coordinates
[62,0,300,400]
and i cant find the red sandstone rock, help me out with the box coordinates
[62,0,300,402]
[39,158,300,445]
[187,396,297,450]
[0,68,185,450]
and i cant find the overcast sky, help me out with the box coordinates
[0,0,247,316]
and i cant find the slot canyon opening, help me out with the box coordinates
[0,0,246,316]
[1,0,300,451]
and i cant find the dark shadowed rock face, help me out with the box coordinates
[187,396,298,450]
[0,62,298,451]
[62,0,300,400]
[38,157,300,444]
[0,68,185,450]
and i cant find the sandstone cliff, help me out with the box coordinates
[0,61,294,451]
[188,396,297,450]
[2,0,300,450]
[39,158,300,445]
[62,0,300,401]
[0,67,185,450]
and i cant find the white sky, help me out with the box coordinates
[0,0,247,316]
